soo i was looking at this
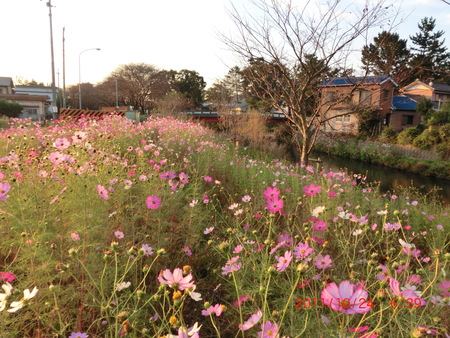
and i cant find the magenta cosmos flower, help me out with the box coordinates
[303,183,321,196]
[158,268,195,290]
[321,280,371,314]
[266,198,284,214]
[264,186,280,200]
[0,272,15,283]
[146,195,161,209]
[258,321,279,338]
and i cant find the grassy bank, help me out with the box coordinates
[0,116,448,337]
[314,135,450,181]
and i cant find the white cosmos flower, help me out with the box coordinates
[7,286,38,313]
[398,239,414,249]
[116,281,131,291]
[311,206,326,217]
[352,229,363,236]
[0,283,13,312]
[187,285,202,302]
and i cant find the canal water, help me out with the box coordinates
[311,152,450,205]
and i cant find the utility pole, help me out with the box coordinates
[62,26,66,108]
[44,0,58,120]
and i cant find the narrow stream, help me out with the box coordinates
[312,152,450,205]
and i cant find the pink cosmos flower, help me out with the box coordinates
[203,194,210,204]
[303,184,321,196]
[437,280,450,297]
[158,268,195,290]
[376,265,388,281]
[183,246,192,256]
[204,227,214,235]
[264,187,280,200]
[239,310,262,331]
[242,195,252,203]
[233,294,250,307]
[201,303,225,317]
[348,326,369,333]
[266,198,284,214]
[294,242,313,260]
[179,172,189,184]
[159,171,176,179]
[97,185,109,200]
[402,247,421,257]
[146,195,161,209]
[321,280,371,314]
[114,231,124,239]
[0,272,15,283]
[54,137,71,150]
[233,245,243,254]
[269,241,285,255]
[389,277,426,306]
[278,233,293,247]
[276,251,292,272]
[140,244,153,256]
[0,182,11,201]
[48,151,65,165]
[315,254,332,269]
[257,321,279,338]
[328,191,337,198]
[309,217,328,232]
[70,233,81,241]
[203,176,212,182]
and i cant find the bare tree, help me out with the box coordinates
[105,63,170,113]
[221,0,398,164]
[154,91,194,116]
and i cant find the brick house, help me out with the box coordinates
[389,96,419,131]
[318,75,397,133]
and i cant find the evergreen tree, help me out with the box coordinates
[361,31,410,86]
[409,17,450,82]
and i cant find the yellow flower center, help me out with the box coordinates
[340,299,350,309]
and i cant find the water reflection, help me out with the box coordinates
[312,152,450,205]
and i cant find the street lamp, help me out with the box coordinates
[78,48,101,109]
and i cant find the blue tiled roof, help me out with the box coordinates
[392,96,417,111]
[320,75,392,86]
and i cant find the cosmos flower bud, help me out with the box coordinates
[68,248,77,257]
[169,316,178,326]
[183,265,192,275]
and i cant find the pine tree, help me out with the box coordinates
[361,31,410,85]
[409,17,450,82]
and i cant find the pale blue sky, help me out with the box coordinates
[1,0,449,88]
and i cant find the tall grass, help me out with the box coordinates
[0,115,448,337]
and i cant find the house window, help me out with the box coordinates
[383,89,389,101]
[402,115,414,125]
[325,90,336,103]
[0,88,3,94]
[26,108,38,115]
[343,114,350,122]
[359,90,372,104]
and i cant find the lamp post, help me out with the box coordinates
[78,48,101,109]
